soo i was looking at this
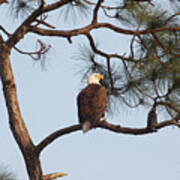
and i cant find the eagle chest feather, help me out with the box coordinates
[77,84,107,126]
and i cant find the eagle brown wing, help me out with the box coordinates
[77,84,107,127]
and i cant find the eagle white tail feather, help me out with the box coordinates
[82,121,91,133]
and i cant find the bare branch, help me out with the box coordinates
[157,101,180,114]
[35,19,56,29]
[14,39,51,61]
[28,22,180,39]
[28,26,139,61]
[44,172,68,180]
[36,114,180,154]
[92,0,104,24]
[130,35,136,58]
[0,25,10,37]
[36,124,81,154]
[163,12,180,26]
[119,95,143,108]
[43,0,72,13]
[97,118,180,135]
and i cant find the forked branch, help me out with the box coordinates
[14,39,51,60]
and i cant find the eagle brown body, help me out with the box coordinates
[77,83,107,132]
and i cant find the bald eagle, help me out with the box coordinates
[77,73,108,133]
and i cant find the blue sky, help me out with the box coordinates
[1,1,180,180]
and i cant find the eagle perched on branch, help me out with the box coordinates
[77,73,108,133]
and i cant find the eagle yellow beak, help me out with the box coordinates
[99,74,104,79]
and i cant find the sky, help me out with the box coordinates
[1,0,180,180]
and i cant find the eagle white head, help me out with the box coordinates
[88,73,104,85]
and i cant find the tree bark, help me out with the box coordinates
[0,42,43,180]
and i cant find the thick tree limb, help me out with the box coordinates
[28,26,140,62]
[28,23,180,38]
[36,124,81,154]
[98,119,180,134]
[36,117,180,154]
[0,43,43,179]
[0,44,34,151]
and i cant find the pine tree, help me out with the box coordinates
[1,0,180,179]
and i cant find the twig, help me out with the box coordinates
[84,0,125,10]
[106,57,114,90]
[119,94,143,108]
[163,12,180,26]
[130,35,136,58]
[14,40,51,60]
[35,19,55,29]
